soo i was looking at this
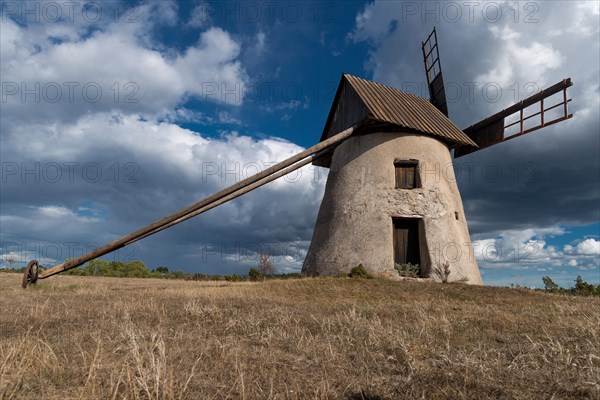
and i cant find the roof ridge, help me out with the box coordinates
[343,74,432,104]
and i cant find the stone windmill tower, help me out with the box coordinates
[302,28,573,284]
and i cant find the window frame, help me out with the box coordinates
[394,159,420,189]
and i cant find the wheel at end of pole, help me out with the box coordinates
[22,260,39,289]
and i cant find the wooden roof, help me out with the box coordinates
[319,74,477,147]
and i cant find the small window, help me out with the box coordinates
[394,160,419,189]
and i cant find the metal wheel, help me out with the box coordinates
[22,260,39,289]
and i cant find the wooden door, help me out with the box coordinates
[393,219,421,266]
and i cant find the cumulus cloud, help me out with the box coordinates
[564,238,600,256]
[0,1,323,273]
[472,227,564,267]
[0,111,325,270]
[173,27,248,105]
[472,227,599,276]
[476,26,564,100]
[0,5,248,132]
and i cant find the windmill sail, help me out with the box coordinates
[422,27,448,116]
[454,78,573,158]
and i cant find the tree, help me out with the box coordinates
[574,275,594,296]
[258,253,275,277]
[542,276,559,292]
[4,255,17,269]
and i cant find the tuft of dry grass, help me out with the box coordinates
[0,273,599,399]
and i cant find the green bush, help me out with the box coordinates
[224,274,245,282]
[395,263,420,278]
[348,264,372,279]
[248,268,261,281]
[541,275,599,297]
[64,259,151,278]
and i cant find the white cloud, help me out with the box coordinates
[255,31,266,54]
[349,1,399,45]
[0,5,315,273]
[0,9,248,130]
[163,108,212,124]
[0,252,20,262]
[564,238,600,256]
[489,25,521,41]
[569,2,600,36]
[473,227,600,274]
[1,111,325,262]
[577,239,600,255]
[188,2,211,28]
[38,205,75,218]
[262,100,303,113]
[347,2,597,118]
[476,26,564,91]
[173,27,248,105]
[217,111,241,125]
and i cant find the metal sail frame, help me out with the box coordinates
[421,27,448,117]
[421,27,573,158]
[454,78,573,157]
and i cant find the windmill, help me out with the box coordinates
[301,27,573,283]
[21,28,573,288]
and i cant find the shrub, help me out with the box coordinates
[395,262,420,278]
[248,268,261,281]
[171,270,186,280]
[539,275,599,297]
[348,264,372,279]
[224,275,245,282]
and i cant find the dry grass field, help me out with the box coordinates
[0,273,599,399]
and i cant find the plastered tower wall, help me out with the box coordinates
[303,131,483,285]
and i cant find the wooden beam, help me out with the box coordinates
[124,147,335,246]
[36,124,360,280]
[463,78,572,134]
[454,78,573,158]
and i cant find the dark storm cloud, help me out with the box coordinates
[350,1,600,237]
[1,1,598,278]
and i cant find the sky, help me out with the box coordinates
[1,0,599,288]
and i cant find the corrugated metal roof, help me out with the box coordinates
[321,74,477,147]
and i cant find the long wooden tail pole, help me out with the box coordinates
[124,148,332,246]
[33,124,359,282]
